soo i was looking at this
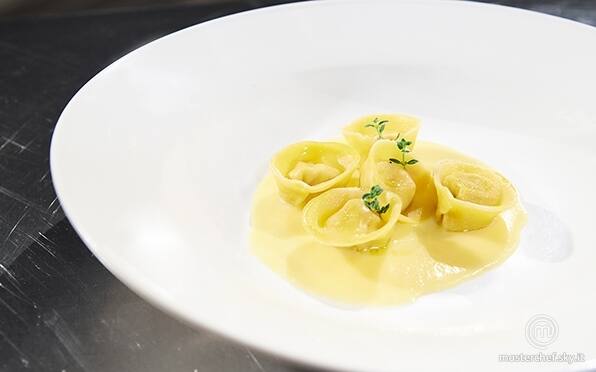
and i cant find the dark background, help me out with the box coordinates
[1,0,243,16]
[0,1,594,371]
[0,0,595,24]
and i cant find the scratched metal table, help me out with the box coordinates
[0,1,594,371]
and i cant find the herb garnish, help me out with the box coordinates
[389,134,418,168]
[362,185,390,216]
[364,117,389,140]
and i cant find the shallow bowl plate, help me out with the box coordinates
[51,1,596,371]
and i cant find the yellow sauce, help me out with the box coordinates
[250,141,526,306]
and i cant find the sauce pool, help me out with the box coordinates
[250,142,526,306]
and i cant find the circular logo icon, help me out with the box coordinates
[525,314,558,349]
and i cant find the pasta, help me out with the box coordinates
[342,114,420,159]
[360,139,417,211]
[271,141,359,205]
[433,160,516,231]
[302,187,402,249]
[251,114,526,306]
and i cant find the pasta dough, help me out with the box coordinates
[288,162,341,186]
[433,160,516,232]
[360,140,417,211]
[343,113,420,159]
[271,141,359,205]
[302,187,402,249]
[251,115,526,306]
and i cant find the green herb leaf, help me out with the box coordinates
[362,185,390,216]
[392,137,418,169]
[364,118,388,140]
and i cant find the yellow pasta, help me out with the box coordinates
[360,139,417,211]
[251,114,527,306]
[342,113,420,159]
[302,187,402,249]
[271,141,359,205]
[433,160,516,231]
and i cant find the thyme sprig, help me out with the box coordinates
[362,185,390,216]
[364,117,389,140]
[389,134,418,169]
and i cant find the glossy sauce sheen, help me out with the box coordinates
[250,142,526,306]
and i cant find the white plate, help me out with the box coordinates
[50,1,596,371]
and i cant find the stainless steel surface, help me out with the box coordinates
[0,1,593,371]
